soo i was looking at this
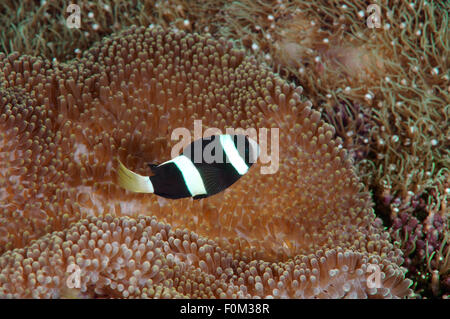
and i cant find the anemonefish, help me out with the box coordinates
[117,134,259,199]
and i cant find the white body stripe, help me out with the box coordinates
[220,135,249,175]
[163,155,207,196]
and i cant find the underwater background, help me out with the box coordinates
[0,0,448,298]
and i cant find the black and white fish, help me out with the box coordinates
[117,134,259,199]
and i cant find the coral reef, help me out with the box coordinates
[0,0,214,61]
[389,197,449,298]
[215,0,449,198]
[0,26,411,298]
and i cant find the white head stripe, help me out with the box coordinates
[220,135,249,175]
[167,155,207,196]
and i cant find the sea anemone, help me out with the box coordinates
[0,214,413,298]
[0,26,412,298]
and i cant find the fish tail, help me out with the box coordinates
[116,159,154,193]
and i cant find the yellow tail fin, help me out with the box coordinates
[116,160,154,193]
